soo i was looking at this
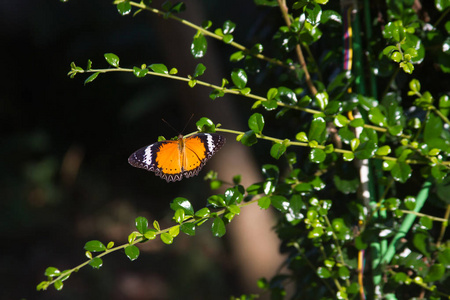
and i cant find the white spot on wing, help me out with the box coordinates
[144,146,153,166]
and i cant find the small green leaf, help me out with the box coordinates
[309,148,326,163]
[413,232,430,257]
[169,225,180,237]
[231,68,247,89]
[207,195,226,208]
[104,53,120,67]
[240,130,258,146]
[170,197,194,216]
[315,92,329,110]
[230,50,245,62]
[267,88,278,101]
[350,138,360,152]
[149,63,168,74]
[45,267,61,277]
[144,230,157,240]
[334,114,349,127]
[391,162,412,183]
[132,66,148,78]
[222,20,236,34]
[125,245,140,261]
[54,280,63,291]
[376,145,391,156]
[270,142,287,159]
[180,223,196,236]
[84,240,106,252]
[117,1,132,15]
[193,63,206,78]
[135,216,149,234]
[191,32,207,58]
[424,264,445,282]
[248,113,264,134]
[317,267,331,278]
[369,107,387,127]
[160,232,174,244]
[194,207,211,218]
[84,72,100,85]
[174,208,186,224]
[308,117,326,143]
[296,132,308,142]
[89,257,103,269]
[343,152,354,161]
[212,217,226,237]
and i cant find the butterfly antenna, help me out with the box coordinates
[161,118,180,135]
[181,113,195,133]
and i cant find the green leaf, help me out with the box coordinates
[317,267,331,278]
[84,72,100,85]
[193,63,206,78]
[258,196,271,209]
[391,162,412,183]
[222,20,236,34]
[224,187,243,205]
[424,264,445,282]
[180,223,196,236]
[124,245,140,261]
[439,95,450,117]
[132,66,148,78]
[239,130,258,146]
[368,107,387,127]
[170,197,194,216]
[223,34,234,44]
[117,1,131,15]
[149,63,168,74]
[267,87,278,101]
[376,145,391,156]
[419,216,433,230]
[84,240,106,252]
[160,232,174,244]
[231,68,247,89]
[89,257,103,269]
[211,217,226,237]
[230,50,245,62]
[296,132,308,142]
[321,10,342,25]
[338,266,350,280]
[354,141,377,159]
[315,92,329,110]
[174,208,186,224]
[270,142,287,159]
[262,100,278,111]
[438,248,450,267]
[135,216,149,234]
[54,280,63,291]
[333,175,359,194]
[104,53,120,67]
[309,148,326,163]
[207,195,226,208]
[248,113,264,134]
[413,232,430,257]
[196,117,216,132]
[194,207,211,218]
[308,117,326,143]
[45,267,61,277]
[334,114,349,127]
[305,3,322,26]
[191,32,207,58]
[277,86,298,104]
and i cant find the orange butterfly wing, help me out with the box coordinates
[128,133,225,182]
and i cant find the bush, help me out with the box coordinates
[38,0,450,299]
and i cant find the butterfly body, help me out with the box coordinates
[128,133,225,182]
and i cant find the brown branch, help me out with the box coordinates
[277,0,318,96]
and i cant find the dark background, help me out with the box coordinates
[1,1,282,299]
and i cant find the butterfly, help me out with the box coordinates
[128,133,225,182]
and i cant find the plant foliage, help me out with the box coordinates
[40,0,450,299]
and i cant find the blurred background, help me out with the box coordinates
[1,0,287,299]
